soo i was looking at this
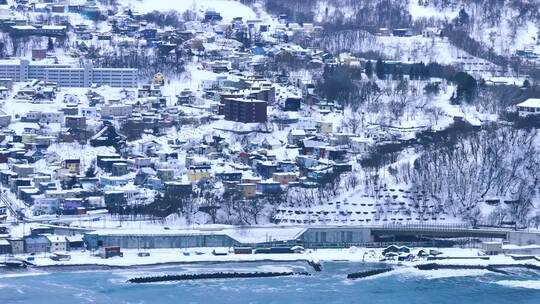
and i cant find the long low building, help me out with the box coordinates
[0,59,137,87]
[81,224,525,250]
[84,232,240,249]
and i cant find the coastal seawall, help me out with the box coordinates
[347,268,394,279]
[128,271,311,283]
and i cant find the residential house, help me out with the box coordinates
[517,98,540,117]
[100,176,129,187]
[261,138,282,150]
[256,161,277,179]
[66,235,85,251]
[40,111,64,124]
[12,164,35,178]
[287,129,306,145]
[215,172,242,182]
[45,235,67,252]
[0,87,9,100]
[237,183,257,198]
[78,107,98,118]
[350,137,374,154]
[284,97,301,111]
[296,155,319,169]
[316,120,333,134]
[0,239,10,254]
[0,110,11,127]
[32,198,59,216]
[61,198,84,214]
[24,235,49,253]
[62,159,81,173]
[157,168,175,181]
[108,162,127,176]
[187,164,211,182]
[134,167,156,185]
[272,172,298,184]
[257,181,281,194]
[104,190,127,209]
[277,160,296,173]
[8,238,24,254]
[100,103,133,118]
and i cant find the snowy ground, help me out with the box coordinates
[408,1,459,21]
[121,0,257,22]
[275,185,458,225]
[5,246,540,271]
[368,36,490,65]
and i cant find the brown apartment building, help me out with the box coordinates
[223,98,267,123]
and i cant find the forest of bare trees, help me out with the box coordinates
[398,125,539,227]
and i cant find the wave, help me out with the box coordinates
[0,272,49,279]
[396,267,491,280]
[255,265,297,273]
[495,280,540,290]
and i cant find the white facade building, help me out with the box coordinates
[100,104,133,118]
[0,59,137,87]
[40,111,64,124]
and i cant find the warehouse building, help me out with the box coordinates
[84,232,240,249]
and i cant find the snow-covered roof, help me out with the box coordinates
[290,129,306,136]
[66,235,84,242]
[351,137,375,143]
[517,98,540,108]
[44,234,67,243]
[87,226,305,244]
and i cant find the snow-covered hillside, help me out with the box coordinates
[121,0,257,21]
[262,0,540,63]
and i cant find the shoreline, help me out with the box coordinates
[1,258,314,273]
[1,247,539,276]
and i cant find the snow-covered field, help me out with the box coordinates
[121,0,257,21]
[408,1,459,21]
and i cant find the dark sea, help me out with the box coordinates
[1,261,539,303]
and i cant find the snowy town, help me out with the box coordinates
[0,0,538,301]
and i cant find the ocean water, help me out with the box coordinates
[0,262,539,304]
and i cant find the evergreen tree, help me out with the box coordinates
[47,37,54,51]
[375,58,385,79]
[451,72,477,104]
[421,62,429,79]
[457,8,470,26]
[365,60,373,78]
[85,164,96,177]
[409,65,417,80]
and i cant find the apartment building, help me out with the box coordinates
[0,60,137,87]
[223,98,267,123]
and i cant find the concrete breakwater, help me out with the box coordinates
[347,268,394,279]
[128,271,311,283]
